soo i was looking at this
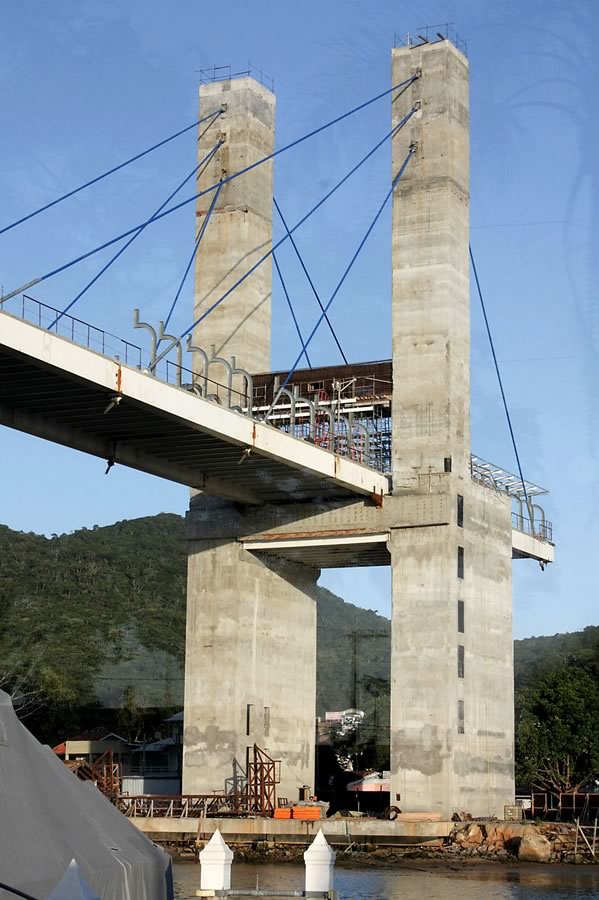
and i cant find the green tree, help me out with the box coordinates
[516,658,599,792]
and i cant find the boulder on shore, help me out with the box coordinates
[518,831,552,863]
[456,824,484,846]
[485,822,530,853]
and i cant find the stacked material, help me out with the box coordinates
[273,808,292,819]
[272,806,322,820]
[291,806,322,821]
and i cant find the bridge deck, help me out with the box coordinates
[0,311,390,505]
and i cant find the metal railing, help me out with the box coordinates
[198,63,274,92]
[394,24,468,56]
[512,512,553,543]
[120,794,247,818]
[2,294,145,368]
[1,294,388,475]
[127,762,180,776]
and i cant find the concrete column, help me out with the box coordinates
[389,42,515,817]
[391,41,470,484]
[194,76,274,375]
[183,498,318,802]
[184,77,319,803]
[389,484,514,817]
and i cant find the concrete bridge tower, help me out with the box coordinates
[182,76,319,801]
[389,40,515,815]
[182,45,518,817]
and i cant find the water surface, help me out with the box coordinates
[173,859,599,899]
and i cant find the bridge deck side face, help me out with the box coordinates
[0,311,389,505]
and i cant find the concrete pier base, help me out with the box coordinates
[183,500,318,801]
[389,480,514,817]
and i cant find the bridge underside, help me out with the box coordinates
[244,531,391,567]
[0,311,389,505]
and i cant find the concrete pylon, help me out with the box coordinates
[183,76,318,801]
[389,41,515,817]
[193,76,274,373]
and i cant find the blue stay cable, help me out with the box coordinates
[273,251,311,367]
[162,180,224,334]
[0,78,418,305]
[48,141,223,330]
[264,147,416,421]
[0,108,223,236]
[469,245,531,513]
[148,106,419,372]
[274,196,347,365]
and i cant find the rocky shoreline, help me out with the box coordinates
[198,821,597,867]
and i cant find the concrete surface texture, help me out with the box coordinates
[182,499,318,800]
[391,41,470,485]
[183,79,320,801]
[193,77,275,376]
[182,48,518,818]
[131,814,454,842]
[389,41,515,816]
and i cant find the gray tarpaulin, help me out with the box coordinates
[0,690,173,900]
[45,861,100,899]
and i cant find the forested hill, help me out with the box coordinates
[514,625,599,689]
[1,512,597,754]
[0,513,389,738]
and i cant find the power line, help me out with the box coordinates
[273,251,311,367]
[0,77,419,305]
[0,109,223,236]
[469,244,531,513]
[49,141,223,330]
[274,197,347,365]
[265,147,416,420]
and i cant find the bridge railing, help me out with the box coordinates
[512,511,553,543]
[3,294,145,369]
[1,294,391,474]
[2,294,253,407]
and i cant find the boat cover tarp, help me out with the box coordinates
[0,690,173,900]
[45,860,100,899]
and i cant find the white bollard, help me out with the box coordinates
[199,828,234,891]
[304,829,336,895]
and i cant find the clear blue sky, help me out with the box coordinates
[1,0,596,639]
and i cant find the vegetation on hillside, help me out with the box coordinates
[1,513,598,790]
